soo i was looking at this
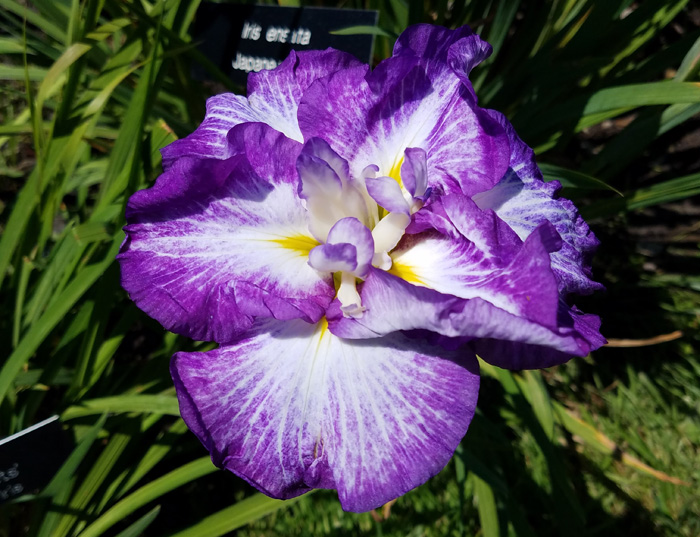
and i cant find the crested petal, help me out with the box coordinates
[401,147,429,199]
[366,176,411,214]
[297,139,374,242]
[325,217,374,278]
[119,128,333,343]
[473,110,603,296]
[161,49,363,167]
[172,319,480,512]
[308,243,357,273]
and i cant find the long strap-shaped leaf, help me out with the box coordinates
[78,457,217,537]
[167,492,310,537]
[0,236,120,405]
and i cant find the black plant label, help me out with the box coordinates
[193,3,379,86]
[0,416,73,503]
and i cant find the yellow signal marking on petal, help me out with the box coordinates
[388,156,404,189]
[332,272,343,292]
[313,317,330,358]
[375,156,405,221]
[388,258,425,286]
[269,234,319,256]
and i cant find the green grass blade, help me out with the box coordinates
[41,415,107,498]
[676,34,700,81]
[553,402,689,485]
[0,64,49,80]
[95,23,163,211]
[34,415,107,536]
[0,0,67,42]
[329,25,394,38]
[583,172,700,219]
[118,420,189,497]
[473,475,500,537]
[62,395,180,420]
[52,426,135,537]
[0,235,120,405]
[522,370,555,441]
[79,457,217,537]
[583,81,700,116]
[167,492,308,537]
[114,505,162,537]
[539,163,622,194]
[12,255,33,347]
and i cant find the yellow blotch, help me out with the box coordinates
[269,234,319,256]
[317,317,329,336]
[388,258,425,286]
[388,156,405,189]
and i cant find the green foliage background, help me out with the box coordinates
[1,0,699,535]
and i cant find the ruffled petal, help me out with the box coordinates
[327,269,605,368]
[297,36,510,198]
[161,49,363,167]
[390,198,562,328]
[473,304,606,368]
[160,93,257,166]
[119,127,333,343]
[392,24,475,73]
[171,319,480,512]
[446,34,493,98]
[473,110,603,296]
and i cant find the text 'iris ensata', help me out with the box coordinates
[117,24,605,512]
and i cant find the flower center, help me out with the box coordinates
[298,140,430,318]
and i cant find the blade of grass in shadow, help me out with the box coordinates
[539,163,622,194]
[582,172,700,219]
[167,492,310,537]
[117,420,189,498]
[583,102,700,181]
[0,0,67,43]
[473,475,500,537]
[482,363,586,531]
[676,34,700,81]
[114,505,162,537]
[52,421,139,537]
[33,414,107,536]
[78,457,217,537]
[94,15,164,214]
[0,235,120,405]
[62,395,180,420]
[599,0,689,77]
[12,255,32,347]
[330,25,395,38]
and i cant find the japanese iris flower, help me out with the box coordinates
[117,25,605,512]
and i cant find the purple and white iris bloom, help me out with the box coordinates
[118,25,605,512]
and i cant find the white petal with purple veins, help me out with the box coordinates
[171,319,480,512]
[119,155,332,343]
